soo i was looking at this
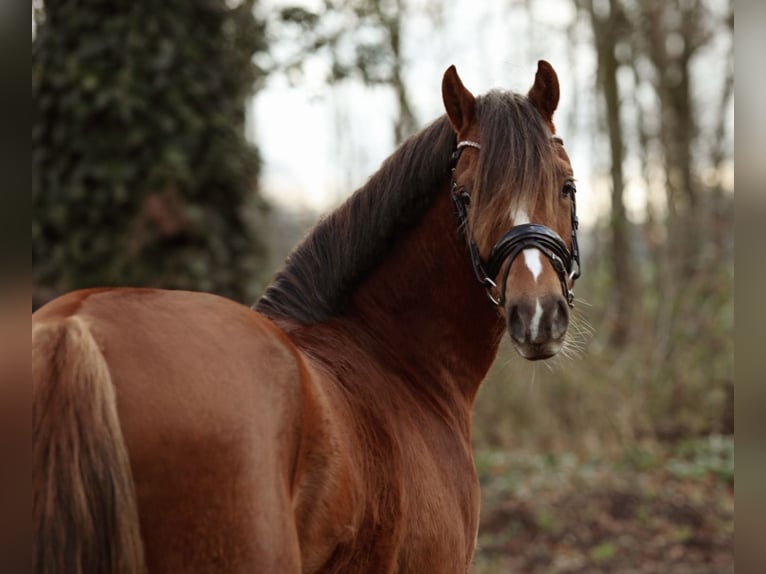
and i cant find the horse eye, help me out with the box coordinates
[562,181,576,196]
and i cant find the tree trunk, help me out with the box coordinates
[386,0,417,144]
[586,0,636,346]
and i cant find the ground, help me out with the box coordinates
[472,437,734,573]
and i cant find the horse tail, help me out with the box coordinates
[33,316,146,574]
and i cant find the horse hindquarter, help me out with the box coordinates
[33,289,306,573]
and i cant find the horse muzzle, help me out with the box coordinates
[506,294,569,360]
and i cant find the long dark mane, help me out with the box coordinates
[255,90,555,325]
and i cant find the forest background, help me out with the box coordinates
[32,0,734,571]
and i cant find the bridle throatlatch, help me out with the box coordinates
[449,139,581,308]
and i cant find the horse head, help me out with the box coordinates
[442,62,581,361]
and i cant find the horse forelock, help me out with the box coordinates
[470,91,559,240]
[256,117,457,324]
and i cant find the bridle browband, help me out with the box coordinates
[449,138,581,308]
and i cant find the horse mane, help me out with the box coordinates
[255,90,556,325]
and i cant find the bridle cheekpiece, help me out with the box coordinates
[449,138,581,308]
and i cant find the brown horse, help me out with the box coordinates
[33,62,581,573]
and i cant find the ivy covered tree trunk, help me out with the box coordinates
[33,0,269,305]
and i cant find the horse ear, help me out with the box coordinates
[527,60,560,124]
[442,65,476,135]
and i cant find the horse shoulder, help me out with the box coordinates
[284,354,361,572]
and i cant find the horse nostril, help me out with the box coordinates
[550,298,570,340]
[507,303,527,343]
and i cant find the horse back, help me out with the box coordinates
[34,288,307,572]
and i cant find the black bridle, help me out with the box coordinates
[449,139,581,307]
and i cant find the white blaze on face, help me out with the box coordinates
[523,250,543,282]
[510,205,543,282]
[529,298,544,341]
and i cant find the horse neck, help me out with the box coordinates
[339,184,505,404]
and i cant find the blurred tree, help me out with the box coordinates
[581,0,638,346]
[274,0,424,143]
[567,0,734,441]
[629,0,731,437]
[32,0,270,306]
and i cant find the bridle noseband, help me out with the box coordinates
[449,138,581,308]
